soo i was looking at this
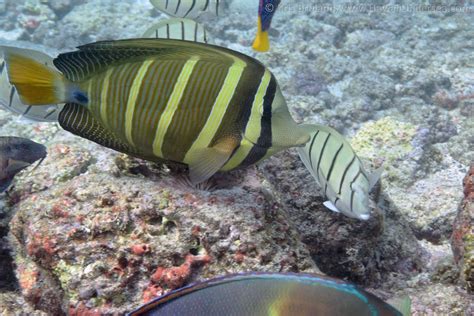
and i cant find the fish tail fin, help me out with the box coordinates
[3,47,68,105]
[252,17,270,52]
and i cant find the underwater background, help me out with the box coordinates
[0,0,473,314]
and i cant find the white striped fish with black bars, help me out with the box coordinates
[142,18,210,43]
[298,124,382,220]
[150,0,221,19]
[0,51,63,122]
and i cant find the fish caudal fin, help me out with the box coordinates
[252,18,270,52]
[3,47,67,105]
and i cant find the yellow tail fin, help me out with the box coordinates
[3,47,66,105]
[252,18,270,52]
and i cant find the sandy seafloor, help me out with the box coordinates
[0,0,473,315]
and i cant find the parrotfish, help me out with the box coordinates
[252,0,281,52]
[150,0,221,19]
[0,136,47,192]
[142,18,209,43]
[1,39,380,220]
[0,48,63,122]
[128,272,410,316]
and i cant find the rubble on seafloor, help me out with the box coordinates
[0,0,473,314]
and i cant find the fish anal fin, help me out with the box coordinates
[58,103,136,156]
[187,136,239,185]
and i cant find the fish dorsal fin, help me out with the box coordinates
[143,18,210,44]
[53,39,239,82]
[58,103,136,155]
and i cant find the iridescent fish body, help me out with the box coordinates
[128,272,407,316]
[0,136,47,192]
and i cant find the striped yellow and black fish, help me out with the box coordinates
[150,0,221,19]
[1,39,380,220]
[128,272,410,316]
[143,18,209,43]
[0,51,63,122]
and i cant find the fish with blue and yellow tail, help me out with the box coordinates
[128,272,411,316]
[1,39,379,220]
[253,0,281,52]
[0,49,63,122]
[298,125,383,220]
[150,0,221,19]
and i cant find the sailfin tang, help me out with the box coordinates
[187,136,239,185]
[2,47,66,105]
[58,103,135,155]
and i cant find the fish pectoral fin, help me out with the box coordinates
[387,295,411,316]
[323,201,340,213]
[368,165,383,189]
[5,159,31,174]
[187,136,239,185]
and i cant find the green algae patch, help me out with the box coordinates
[351,117,417,162]
[351,117,417,185]
[53,260,81,301]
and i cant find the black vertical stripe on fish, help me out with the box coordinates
[43,108,57,119]
[349,170,362,213]
[338,154,356,195]
[215,0,219,15]
[161,60,228,161]
[0,60,5,74]
[241,74,276,166]
[167,24,170,39]
[315,133,330,183]
[175,0,181,15]
[308,130,319,170]
[181,21,185,40]
[165,0,169,10]
[8,86,15,107]
[203,0,209,11]
[324,143,343,195]
[194,21,198,42]
[184,0,196,18]
[23,105,33,115]
[155,29,159,38]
